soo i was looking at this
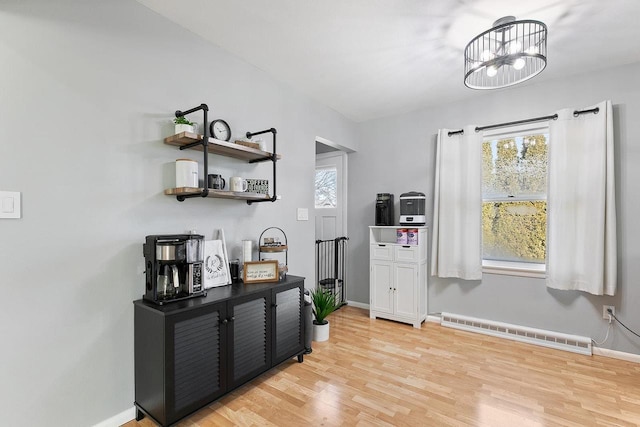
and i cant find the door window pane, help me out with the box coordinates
[315,167,337,208]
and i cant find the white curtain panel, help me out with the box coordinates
[547,100,616,295]
[431,126,482,280]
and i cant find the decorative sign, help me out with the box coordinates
[203,240,230,289]
[243,260,279,284]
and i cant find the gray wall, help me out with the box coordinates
[0,1,356,426]
[348,61,640,356]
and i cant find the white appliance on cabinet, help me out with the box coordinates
[369,226,428,328]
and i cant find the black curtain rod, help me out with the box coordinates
[447,107,600,137]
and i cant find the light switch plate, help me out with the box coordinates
[0,191,21,218]
[297,208,309,221]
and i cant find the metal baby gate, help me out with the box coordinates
[315,236,348,307]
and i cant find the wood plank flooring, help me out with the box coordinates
[124,306,640,426]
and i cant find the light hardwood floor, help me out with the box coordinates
[124,306,640,426]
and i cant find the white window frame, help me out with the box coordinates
[481,122,549,278]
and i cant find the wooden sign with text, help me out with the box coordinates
[243,260,279,284]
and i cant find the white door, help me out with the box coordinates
[315,152,346,241]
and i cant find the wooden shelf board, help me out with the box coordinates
[165,187,270,201]
[164,132,281,162]
[259,245,288,252]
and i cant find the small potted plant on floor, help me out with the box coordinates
[311,288,340,342]
[174,116,195,134]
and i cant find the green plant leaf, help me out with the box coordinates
[311,288,339,325]
[174,116,194,125]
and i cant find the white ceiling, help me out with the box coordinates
[137,0,640,122]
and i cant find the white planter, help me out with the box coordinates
[313,321,330,342]
[175,123,194,134]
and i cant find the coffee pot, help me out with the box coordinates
[143,234,206,305]
[157,264,180,299]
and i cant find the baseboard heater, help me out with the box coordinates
[440,312,592,356]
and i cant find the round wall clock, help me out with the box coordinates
[209,119,231,141]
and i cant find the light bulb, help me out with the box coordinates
[480,50,495,61]
[513,58,525,70]
[508,41,522,54]
[486,66,498,77]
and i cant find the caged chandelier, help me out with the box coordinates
[464,16,547,89]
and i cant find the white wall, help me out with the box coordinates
[0,1,356,425]
[348,61,640,356]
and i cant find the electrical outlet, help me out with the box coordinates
[602,305,615,319]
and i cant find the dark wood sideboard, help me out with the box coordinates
[133,275,305,426]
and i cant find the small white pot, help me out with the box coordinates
[313,321,330,342]
[175,123,194,134]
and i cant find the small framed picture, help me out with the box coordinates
[243,260,279,284]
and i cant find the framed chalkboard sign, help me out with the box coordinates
[243,260,279,284]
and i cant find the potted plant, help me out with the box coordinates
[174,116,195,134]
[311,288,340,342]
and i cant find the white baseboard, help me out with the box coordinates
[347,304,439,324]
[93,406,135,427]
[593,347,640,363]
[426,314,441,323]
[346,300,369,310]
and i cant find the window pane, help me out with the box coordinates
[483,134,548,197]
[315,167,337,208]
[482,201,546,263]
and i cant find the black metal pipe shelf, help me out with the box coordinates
[166,104,280,204]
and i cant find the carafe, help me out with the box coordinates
[157,264,180,299]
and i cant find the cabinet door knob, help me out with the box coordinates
[272,303,278,308]
[222,318,228,324]
[230,316,235,322]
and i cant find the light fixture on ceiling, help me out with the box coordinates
[464,16,547,89]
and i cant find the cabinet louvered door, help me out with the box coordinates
[166,303,226,425]
[272,284,304,365]
[228,291,272,389]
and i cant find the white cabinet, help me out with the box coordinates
[369,226,428,328]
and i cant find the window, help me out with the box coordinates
[315,167,337,208]
[482,124,548,276]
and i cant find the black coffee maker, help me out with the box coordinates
[375,193,394,226]
[143,234,206,305]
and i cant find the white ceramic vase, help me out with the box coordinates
[312,321,330,342]
[175,123,194,134]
